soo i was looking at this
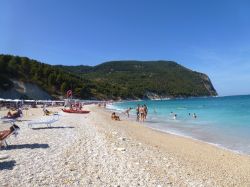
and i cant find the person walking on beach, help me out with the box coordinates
[143,104,148,119]
[139,105,145,122]
[136,104,140,121]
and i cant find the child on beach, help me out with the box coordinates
[124,107,132,117]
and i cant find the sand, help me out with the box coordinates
[0,105,250,186]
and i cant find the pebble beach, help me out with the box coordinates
[1,105,250,186]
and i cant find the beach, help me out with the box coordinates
[1,105,250,186]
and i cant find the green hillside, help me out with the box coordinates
[57,60,217,99]
[0,54,217,100]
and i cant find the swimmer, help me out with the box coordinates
[173,114,177,120]
[193,113,197,119]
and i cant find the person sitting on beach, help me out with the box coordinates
[7,110,12,118]
[124,107,132,117]
[111,112,120,121]
[6,109,22,118]
[43,109,51,116]
[43,106,56,116]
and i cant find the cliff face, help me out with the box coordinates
[0,80,52,100]
[0,55,217,100]
[199,73,217,96]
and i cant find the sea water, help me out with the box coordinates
[109,95,250,155]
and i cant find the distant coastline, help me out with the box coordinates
[0,54,217,100]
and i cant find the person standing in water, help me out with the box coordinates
[193,113,197,119]
[173,113,177,120]
[139,105,145,122]
[143,104,148,119]
[136,104,140,121]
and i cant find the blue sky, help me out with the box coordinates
[1,0,250,96]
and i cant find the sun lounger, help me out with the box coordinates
[0,118,16,125]
[0,154,9,160]
[27,114,59,128]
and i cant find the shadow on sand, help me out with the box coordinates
[0,160,16,170]
[31,126,75,130]
[3,143,49,150]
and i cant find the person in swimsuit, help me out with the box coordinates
[136,104,140,121]
[139,106,145,122]
[143,104,148,119]
[124,107,132,117]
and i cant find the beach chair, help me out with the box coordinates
[0,154,9,160]
[0,124,20,148]
[27,114,59,128]
[0,118,16,125]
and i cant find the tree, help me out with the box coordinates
[60,82,69,95]
[20,58,30,76]
[7,58,18,76]
[80,86,92,99]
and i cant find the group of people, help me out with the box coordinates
[171,112,198,120]
[110,103,199,123]
[110,104,149,122]
[136,104,148,122]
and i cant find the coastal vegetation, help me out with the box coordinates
[0,54,217,100]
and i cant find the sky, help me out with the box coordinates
[1,0,250,96]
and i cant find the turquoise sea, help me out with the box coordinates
[108,95,250,155]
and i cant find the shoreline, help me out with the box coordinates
[1,105,250,186]
[104,106,250,156]
[142,124,247,156]
[107,102,250,156]
[99,106,250,185]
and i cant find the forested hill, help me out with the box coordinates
[0,54,217,100]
